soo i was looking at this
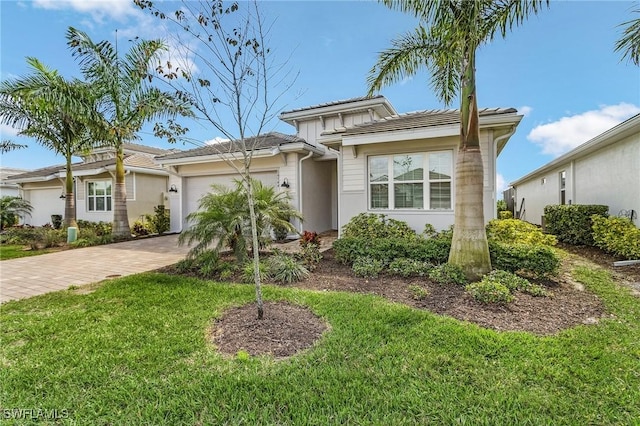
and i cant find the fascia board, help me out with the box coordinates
[279,98,397,123]
[155,148,280,167]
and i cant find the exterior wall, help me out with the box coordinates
[296,110,376,146]
[338,130,497,234]
[514,131,639,227]
[126,173,169,223]
[300,159,335,233]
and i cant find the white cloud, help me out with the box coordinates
[527,103,640,157]
[518,106,533,117]
[33,0,139,22]
[205,137,231,145]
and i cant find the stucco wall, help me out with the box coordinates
[338,130,497,233]
[20,181,65,226]
[301,159,335,233]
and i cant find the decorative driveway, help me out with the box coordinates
[0,234,190,303]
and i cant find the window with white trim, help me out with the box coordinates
[87,181,112,212]
[369,151,453,210]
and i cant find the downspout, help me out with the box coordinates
[493,125,517,219]
[298,150,314,233]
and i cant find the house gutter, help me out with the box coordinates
[492,125,517,218]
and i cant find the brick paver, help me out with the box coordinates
[0,234,190,303]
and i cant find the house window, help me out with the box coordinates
[87,181,112,212]
[559,170,566,205]
[369,151,452,210]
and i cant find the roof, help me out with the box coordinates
[325,107,519,136]
[6,153,164,182]
[122,142,172,156]
[510,113,640,186]
[279,96,398,126]
[280,96,386,115]
[156,132,308,161]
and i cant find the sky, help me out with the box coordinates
[1,0,639,196]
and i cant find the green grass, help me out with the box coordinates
[0,245,56,260]
[1,267,639,425]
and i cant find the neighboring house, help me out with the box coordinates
[5,143,174,227]
[157,96,522,235]
[509,113,640,227]
[1,167,29,198]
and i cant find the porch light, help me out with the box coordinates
[280,178,290,188]
[168,184,178,193]
[59,192,66,199]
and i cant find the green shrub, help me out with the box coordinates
[489,241,560,279]
[333,237,450,266]
[77,220,112,236]
[428,263,468,286]
[148,205,170,234]
[484,270,550,297]
[298,243,322,271]
[40,228,64,248]
[408,285,429,300]
[466,281,514,304]
[242,261,269,283]
[544,204,608,245]
[1,227,39,245]
[132,220,153,236]
[486,219,556,246]
[389,258,434,277]
[498,210,513,220]
[175,250,221,278]
[352,256,384,279]
[592,215,640,260]
[341,213,417,240]
[267,254,309,284]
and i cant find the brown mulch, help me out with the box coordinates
[201,244,640,358]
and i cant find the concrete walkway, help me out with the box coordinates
[0,234,190,304]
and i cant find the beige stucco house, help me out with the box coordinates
[6,143,173,227]
[157,96,523,235]
[509,113,640,227]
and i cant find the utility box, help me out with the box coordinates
[67,226,78,243]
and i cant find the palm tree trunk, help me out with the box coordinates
[63,143,77,229]
[448,47,491,280]
[112,143,130,237]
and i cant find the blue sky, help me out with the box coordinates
[1,0,639,195]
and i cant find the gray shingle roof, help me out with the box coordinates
[325,107,518,136]
[156,132,306,160]
[280,96,386,115]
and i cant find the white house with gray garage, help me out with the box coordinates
[509,113,640,226]
[157,96,523,235]
[6,143,174,227]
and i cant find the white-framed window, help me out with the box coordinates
[87,180,112,212]
[559,170,566,205]
[368,151,453,210]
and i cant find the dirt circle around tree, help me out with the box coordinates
[211,301,329,359]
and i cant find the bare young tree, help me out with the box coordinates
[135,0,295,319]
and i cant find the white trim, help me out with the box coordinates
[85,179,113,213]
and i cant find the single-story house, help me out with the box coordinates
[508,113,640,227]
[1,167,29,198]
[157,96,523,235]
[6,143,174,227]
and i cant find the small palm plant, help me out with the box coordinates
[0,196,33,230]
[179,179,302,264]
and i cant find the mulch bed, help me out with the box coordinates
[194,244,640,358]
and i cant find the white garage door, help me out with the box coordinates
[26,188,65,226]
[184,171,279,218]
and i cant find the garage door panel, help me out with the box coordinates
[27,188,65,226]
[184,172,278,218]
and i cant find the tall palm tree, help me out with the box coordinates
[0,57,96,229]
[615,8,640,66]
[66,27,192,237]
[368,0,548,280]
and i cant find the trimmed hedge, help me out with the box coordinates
[341,213,417,240]
[544,204,608,245]
[486,218,556,246]
[592,215,640,260]
[333,237,451,266]
[489,241,560,279]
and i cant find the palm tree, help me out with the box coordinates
[368,0,549,280]
[0,196,33,230]
[0,57,96,229]
[179,179,302,264]
[66,27,193,237]
[0,141,27,153]
[615,9,640,66]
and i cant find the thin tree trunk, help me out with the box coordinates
[448,46,491,280]
[112,143,130,237]
[246,175,264,319]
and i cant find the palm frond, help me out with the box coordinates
[615,9,640,66]
[0,140,27,153]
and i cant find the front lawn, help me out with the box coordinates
[0,244,57,260]
[1,267,639,424]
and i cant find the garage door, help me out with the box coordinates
[26,188,65,226]
[184,171,279,218]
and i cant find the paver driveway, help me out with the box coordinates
[0,234,190,303]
